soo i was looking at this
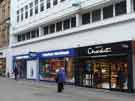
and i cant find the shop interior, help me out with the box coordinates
[75,56,128,91]
[39,57,74,83]
[0,58,6,76]
[15,60,27,79]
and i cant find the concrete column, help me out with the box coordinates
[126,0,132,13]
[101,8,103,20]
[50,0,53,8]
[39,26,44,36]
[76,13,81,27]
[9,34,17,46]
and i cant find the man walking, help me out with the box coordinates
[56,67,66,93]
[13,67,18,80]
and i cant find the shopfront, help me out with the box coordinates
[13,53,39,80]
[39,48,76,83]
[13,54,29,79]
[0,58,6,76]
[75,41,133,92]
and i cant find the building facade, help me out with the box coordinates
[9,0,135,92]
[0,0,10,76]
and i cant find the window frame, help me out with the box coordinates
[92,9,101,22]
[47,0,51,9]
[63,19,70,30]
[103,5,113,19]
[82,13,90,25]
[115,0,127,16]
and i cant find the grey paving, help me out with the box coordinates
[0,77,135,101]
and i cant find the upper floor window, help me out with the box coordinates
[56,21,62,32]
[47,0,51,9]
[40,0,44,12]
[82,13,90,25]
[134,0,135,11]
[50,24,55,33]
[30,2,33,16]
[17,35,21,42]
[92,9,101,22]
[103,5,113,19]
[63,19,70,30]
[25,5,28,19]
[44,26,49,35]
[61,0,65,2]
[35,0,39,5]
[53,0,58,6]
[21,8,24,21]
[21,34,25,41]
[35,0,39,14]
[26,32,31,40]
[115,0,126,16]
[17,10,20,22]
[71,16,76,28]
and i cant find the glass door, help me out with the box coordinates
[110,62,128,91]
[93,60,110,89]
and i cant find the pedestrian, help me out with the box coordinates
[117,68,126,90]
[13,67,18,80]
[56,67,66,93]
[93,69,102,88]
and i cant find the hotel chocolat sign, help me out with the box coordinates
[78,41,131,57]
[88,47,112,55]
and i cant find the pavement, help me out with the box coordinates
[0,77,135,101]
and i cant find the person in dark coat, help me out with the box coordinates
[117,69,126,89]
[14,67,18,80]
[56,67,66,92]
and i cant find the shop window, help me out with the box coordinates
[30,2,33,16]
[133,0,135,11]
[53,0,58,6]
[115,1,126,16]
[50,24,55,33]
[39,58,74,83]
[92,9,101,22]
[71,16,76,28]
[103,5,113,19]
[44,26,49,35]
[82,13,90,25]
[47,0,51,9]
[25,5,28,19]
[56,22,62,32]
[63,19,70,30]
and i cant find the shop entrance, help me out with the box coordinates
[16,60,27,79]
[75,56,128,91]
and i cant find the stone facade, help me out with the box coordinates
[0,0,10,48]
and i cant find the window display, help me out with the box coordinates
[39,58,74,83]
[75,57,128,91]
